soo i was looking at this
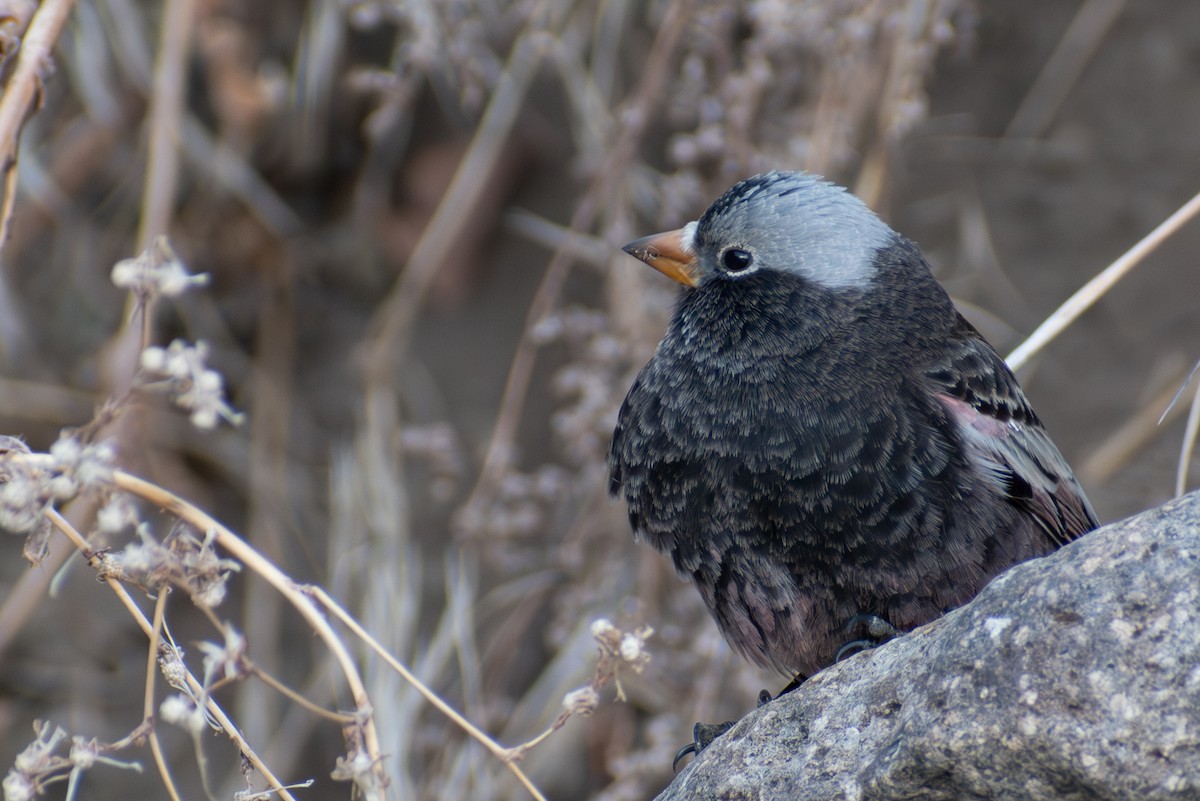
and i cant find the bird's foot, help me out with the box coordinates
[673,675,809,770]
[834,638,875,661]
[835,613,899,662]
[673,721,736,771]
[752,671,809,706]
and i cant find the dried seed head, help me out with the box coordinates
[159,695,207,735]
[562,686,600,716]
[111,237,208,298]
[137,340,243,430]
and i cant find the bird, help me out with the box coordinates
[608,170,1098,683]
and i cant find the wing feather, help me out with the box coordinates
[927,316,1098,547]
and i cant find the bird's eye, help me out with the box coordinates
[720,248,754,273]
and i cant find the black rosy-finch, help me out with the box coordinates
[608,171,1098,678]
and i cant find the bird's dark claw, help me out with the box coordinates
[672,721,735,771]
[671,741,698,771]
[835,614,900,662]
[671,673,811,770]
[835,638,874,662]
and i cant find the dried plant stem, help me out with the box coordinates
[505,711,573,760]
[362,29,543,384]
[43,509,153,634]
[136,0,194,251]
[1176,378,1200,497]
[124,0,195,354]
[1006,186,1200,371]
[190,600,355,724]
[305,585,550,801]
[463,0,691,514]
[0,0,78,249]
[0,515,77,653]
[250,665,357,724]
[107,469,388,798]
[1078,370,1191,487]
[240,242,297,751]
[1004,0,1125,140]
[42,507,300,801]
[146,590,185,801]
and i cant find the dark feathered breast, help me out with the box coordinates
[608,254,1096,675]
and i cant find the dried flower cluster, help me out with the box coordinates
[158,693,210,737]
[0,435,114,533]
[0,433,117,563]
[138,340,244,430]
[330,715,384,800]
[101,524,242,608]
[585,617,654,702]
[2,721,144,801]
[159,627,251,744]
[110,237,210,299]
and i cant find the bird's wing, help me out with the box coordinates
[924,316,1099,547]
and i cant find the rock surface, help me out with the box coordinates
[657,491,1200,801]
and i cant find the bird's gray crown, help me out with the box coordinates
[690,171,895,290]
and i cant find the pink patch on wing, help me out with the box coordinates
[936,393,1012,439]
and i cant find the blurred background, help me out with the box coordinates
[0,0,1197,799]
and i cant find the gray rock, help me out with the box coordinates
[657,491,1200,801]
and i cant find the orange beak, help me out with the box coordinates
[622,228,699,287]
